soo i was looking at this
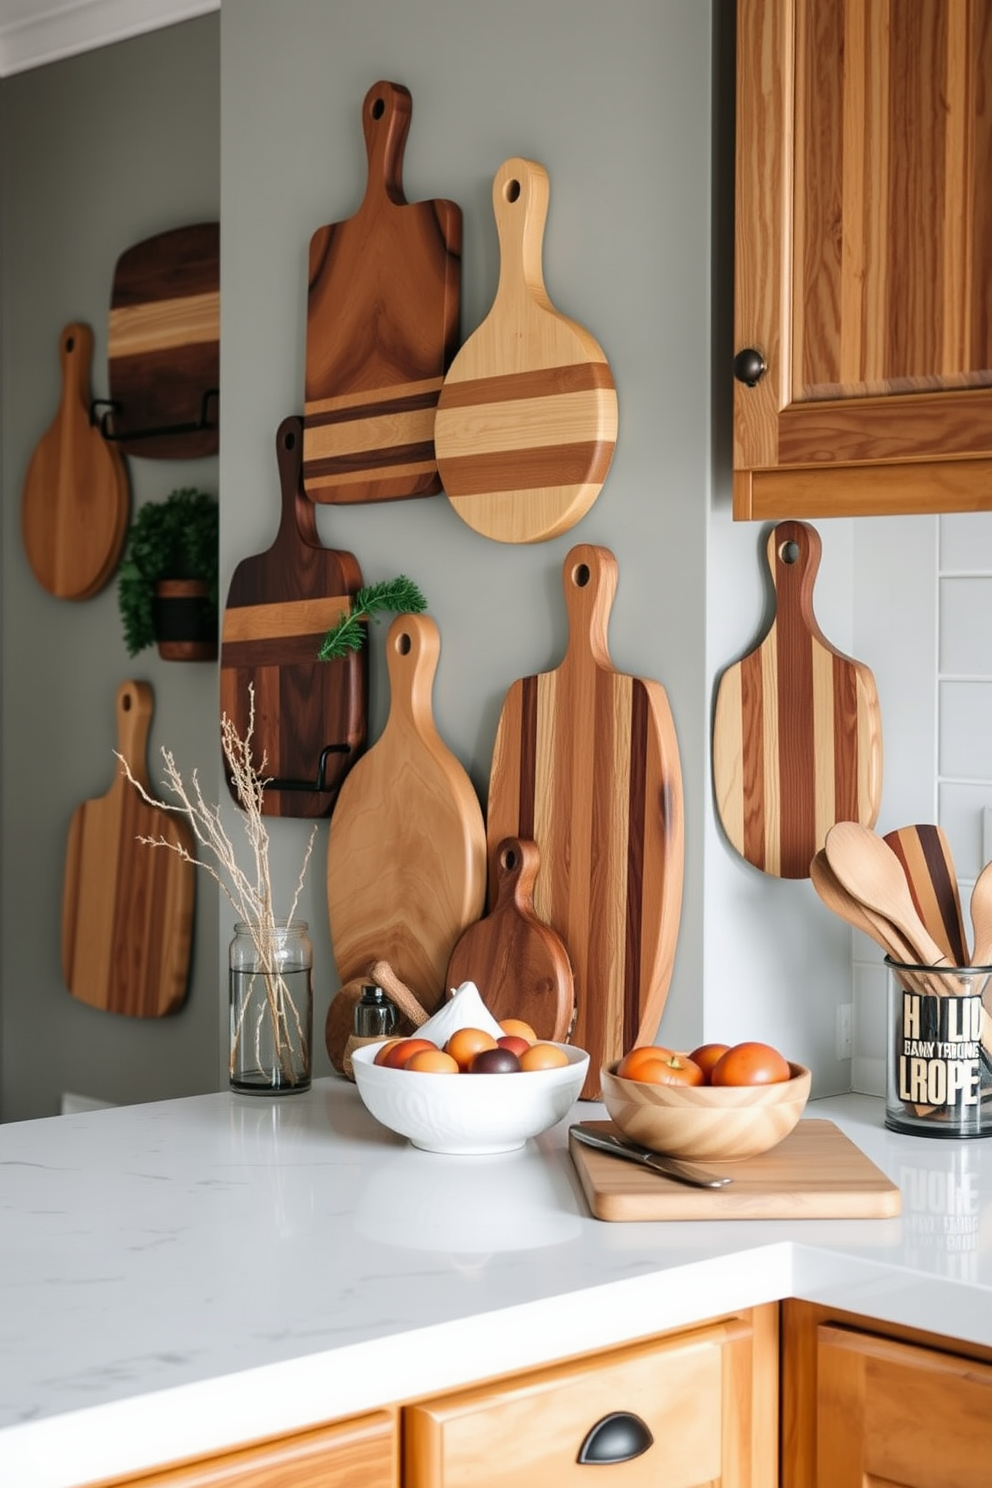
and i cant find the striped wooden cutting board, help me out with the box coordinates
[486,545,684,1099]
[435,157,618,544]
[303,81,461,505]
[107,222,219,458]
[713,520,883,879]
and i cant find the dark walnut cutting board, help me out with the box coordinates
[107,222,219,459]
[220,416,366,818]
[327,613,487,1005]
[61,681,194,1017]
[21,323,129,601]
[486,545,684,1099]
[713,520,883,879]
[435,156,618,544]
[303,80,461,505]
[569,1120,901,1221]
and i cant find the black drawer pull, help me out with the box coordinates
[733,347,766,386]
[577,1410,654,1465]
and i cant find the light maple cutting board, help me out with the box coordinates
[220,416,366,818]
[326,613,487,1006]
[303,80,461,504]
[21,323,129,601]
[713,520,883,879]
[486,545,684,1099]
[61,681,195,1017]
[569,1119,901,1221]
[435,157,618,544]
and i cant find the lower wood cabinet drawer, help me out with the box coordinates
[404,1308,777,1488]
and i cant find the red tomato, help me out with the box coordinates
[710,1041,791,1086]
[688,1043,732,1083]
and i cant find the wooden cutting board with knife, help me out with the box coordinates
[303,80,461,505]
[713,520,883,879]
[486,544,684,1099]
[220,415,367,818]
[61,681,194,1017]
[435,156,618,544]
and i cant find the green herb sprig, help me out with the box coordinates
[317,575,428,661]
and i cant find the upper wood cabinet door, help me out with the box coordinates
[733,0,992,519]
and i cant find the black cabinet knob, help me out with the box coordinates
[577,1410,654,1465]
[733,347,766,387]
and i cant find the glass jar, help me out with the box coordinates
[886,959,992,1138]
[229,920,313,1094]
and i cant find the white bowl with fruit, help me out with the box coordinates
[351,984,588,1155]
[600,1040,811,1162]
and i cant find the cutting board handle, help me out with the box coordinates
[361,80,412,211]
[561,543,618,671]
[492,836,541,911]
[274,414,320,549]
[766,520,824,639]
[384,611,440,735]
[490,157,551,312]
[59,323,95,422]
[115,680,153,792]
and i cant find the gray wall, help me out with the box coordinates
[0,16,221,1120]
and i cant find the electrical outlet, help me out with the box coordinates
[836,1003,853,1061]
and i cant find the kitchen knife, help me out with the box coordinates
[569,1124,732,1189]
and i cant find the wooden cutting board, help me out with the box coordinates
[486,544,684,1099]
[107,222,219,459]
[326,612,487,1005]
[883,823,970,967]
[21,323,130,601]
[713,520,883,879]
[61,681,195,1017]
[435,156,618,544]
[569,1119,901,1221]
[220,415,366,818]
[303,80,461,505]
[445,836,574,1041]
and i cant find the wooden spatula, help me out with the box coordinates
[882,824,970,966]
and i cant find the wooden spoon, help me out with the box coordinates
[970,861,992,968]
[823,823,955,974]
[811,851,931,993]
[882,824,970,966]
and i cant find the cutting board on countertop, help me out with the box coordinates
[569,1119,901,1221]
[21,323,130,601]
[713,520,883,879]
[326,612,486,1006]
[220,415,366,818]
[107,222,219,459]
[61,681,195,1017]
[303,80,461,505]
[486,545,684,1099]
[445,836,574,1041]
[435,157,617,544]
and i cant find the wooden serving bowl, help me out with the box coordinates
[600,1061,811,1162]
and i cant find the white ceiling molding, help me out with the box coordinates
[0,0,218,77]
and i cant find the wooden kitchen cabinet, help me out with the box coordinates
[404,1305,778,1488]
[782,1300,992,1487]
[733,0,992,519]
[93,1410,397,1487]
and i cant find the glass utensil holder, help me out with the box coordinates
[886,960,992,1138]
[229,920,313,1094]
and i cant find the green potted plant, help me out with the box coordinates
[117,487,219,660]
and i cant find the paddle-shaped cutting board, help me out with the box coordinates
[435,157,618,544]
[22,323,129,600]
[445,837,574,1041]
[713,520,883,879]
[326,613,487,1004]
[303,80,461,505]
[569,1119,901,1221]
[883,823,970,967]
[107,222,219,459]
[61,681,194,1017]
[486,545,684,1099]
[220,416,366,818]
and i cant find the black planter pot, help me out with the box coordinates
[152,579,217,662]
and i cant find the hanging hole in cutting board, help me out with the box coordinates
[371,95,385,119]
[571,561,591,588]
[395,631,412,656]
[504,178,521,203]
[500,844,519,872]
[779,539,801,565]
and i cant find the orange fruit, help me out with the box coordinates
[444,1026,498,1071]
[372,1039,404,1067]
[381,1037,437,1069]
[519,1042,569,1071]
[499,1018,537,1042]
[497,1034,531,1058]
[616,1044,675,1081]
[687,1043,732,1082]
[710,1041,791,1086]
[404,1048,460,1074]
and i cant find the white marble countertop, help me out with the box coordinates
[2,1078,991,1487]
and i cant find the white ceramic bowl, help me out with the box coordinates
[600,1060,811,1161]
[351,1042,589,1155]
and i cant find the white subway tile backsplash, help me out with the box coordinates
[940,514,992,573]
[938,680,992,779]
[939,578,992,675]
[937,783,992,879]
